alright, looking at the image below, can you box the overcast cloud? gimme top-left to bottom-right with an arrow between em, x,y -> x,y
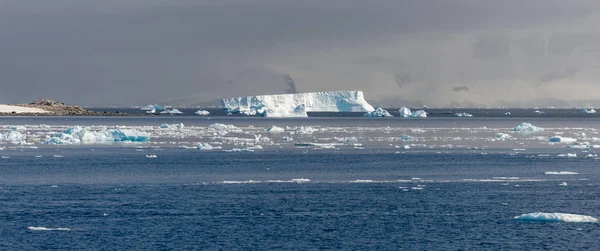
1,0 -> 599,107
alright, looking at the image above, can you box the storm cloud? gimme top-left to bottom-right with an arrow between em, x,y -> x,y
1,0 -> 599,107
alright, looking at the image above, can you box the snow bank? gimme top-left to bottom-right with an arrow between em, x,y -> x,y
364,107 -> 393,117
398,107 -> 427,118
513,123 -> 544,133
222,91 -> 375,114
0,104 -> 50,114
515,213 -> 598,223
44,126 -> 150,144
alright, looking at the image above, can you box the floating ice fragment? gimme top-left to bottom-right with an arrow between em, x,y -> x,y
364,107 -> 393,117
266,126 -> 285,133
145,154 -> 157,158
495,133 -> 512,140
545,171 -> 578,175
28,226 -> 71,231
559,182 -> 568,186
43,126 -> 150,144
398,107 -> 427,118
513,123 -> 544,133
515,213 -> 598,223
455,112 -> 473,117
160,109 -> 183,115
549,136 -> 577,143
197,143 -> 214,150
582,108 -> 596,114
195,110 -> 210,115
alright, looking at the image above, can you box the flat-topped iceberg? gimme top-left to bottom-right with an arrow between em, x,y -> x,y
222,91 -> 375,116
515,213 -> 598,223
364,107 -> 393,117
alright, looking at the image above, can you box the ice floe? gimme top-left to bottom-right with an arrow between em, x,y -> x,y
549,136 -> 577,143
195,110 -> 210,116
28,226 -> 71,231
545,171 -> 578,175
514,213 -> 598,223
43,126 -> 150,144
513,122 -> 544,133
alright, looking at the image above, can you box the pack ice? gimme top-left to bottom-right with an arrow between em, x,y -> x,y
221,91 -> 375,116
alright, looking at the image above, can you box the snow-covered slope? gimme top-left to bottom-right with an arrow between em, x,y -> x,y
222,91 -> 375,114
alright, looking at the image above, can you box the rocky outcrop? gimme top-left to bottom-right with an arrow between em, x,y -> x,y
8,99 -> 123,116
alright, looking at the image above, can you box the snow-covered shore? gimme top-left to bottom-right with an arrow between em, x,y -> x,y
0,104 -> 50,114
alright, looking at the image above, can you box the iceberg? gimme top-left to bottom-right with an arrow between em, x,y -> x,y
266,126 -> 285,133
222,91 -> 375,116
5,130 -> 25,142
515,213 -> 598,223
364,107 -> 393,117
195,110 -> 210,116
398,107 -> 427,118
160,109 -> 183,115
513,123 -> 544,133
582,108 -> 596,114
140,104 -> 165,112
44,126 -> 150,144
495,133 -> 512,140
197,143 -> 214,150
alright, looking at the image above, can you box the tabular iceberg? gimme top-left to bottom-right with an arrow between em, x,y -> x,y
221,91 -> 375,116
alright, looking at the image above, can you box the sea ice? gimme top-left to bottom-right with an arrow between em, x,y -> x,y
44,126 -> 150,144
364,107 -> 393,117
513,123 -> 544,133
514,213 -> 598,223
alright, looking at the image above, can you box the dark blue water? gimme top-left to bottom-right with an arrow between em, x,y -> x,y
1,148 -> 599,250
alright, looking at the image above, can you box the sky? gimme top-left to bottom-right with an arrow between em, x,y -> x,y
1,0 -> 600,107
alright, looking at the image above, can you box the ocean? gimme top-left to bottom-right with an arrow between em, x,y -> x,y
1,110 -> 599,250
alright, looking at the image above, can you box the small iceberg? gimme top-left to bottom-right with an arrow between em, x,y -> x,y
495,133 -> 512,140
549,136 -> 577,143
364,107 -> 393,117
582,108 -> 596,114
398,107 -> 427,118
195,110 -> 210,116
513,122 -> 544,133
160,109 -> 183,115
28,226 -> 71,231
455,112 -> 473,117
145,154 -> 157,158
544,171 -> 578,175
515,213 -> 598,223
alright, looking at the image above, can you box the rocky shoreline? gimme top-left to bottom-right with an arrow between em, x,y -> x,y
1,99 -> 143,116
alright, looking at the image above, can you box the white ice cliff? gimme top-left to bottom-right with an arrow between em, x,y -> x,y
221,91 -> 375,116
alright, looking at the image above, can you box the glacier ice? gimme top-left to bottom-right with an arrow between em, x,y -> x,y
44,126 -> 150,144
398,107 -> 427,118
195,110 -> 210,116
514,213 -> 598,223
222,91 -> 375,114
263,104 -> 308,117
364,107 -> 393,117
513,123 -> 544,133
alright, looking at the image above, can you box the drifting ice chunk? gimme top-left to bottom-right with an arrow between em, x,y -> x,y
515,213 -> 598,223
582,108 -> 596,114
549,136 -> 577,143
197,143 -> 214,150
5,130 -> 25,142
545,171 -> 578,175
141,104 -> 165,111
266,126 -> 285,133
44,126 -> 150,144
28,226 -> 71,231
207,123 -> 242,134
195,110 -> 210,115
496,133 -> 512,140
364,107 -> 393,117
455,112 -> 473,117
222,91 -> 375,113
160,109 -> 183,115
513,122 -> 544,133
398,107 -> 427,118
